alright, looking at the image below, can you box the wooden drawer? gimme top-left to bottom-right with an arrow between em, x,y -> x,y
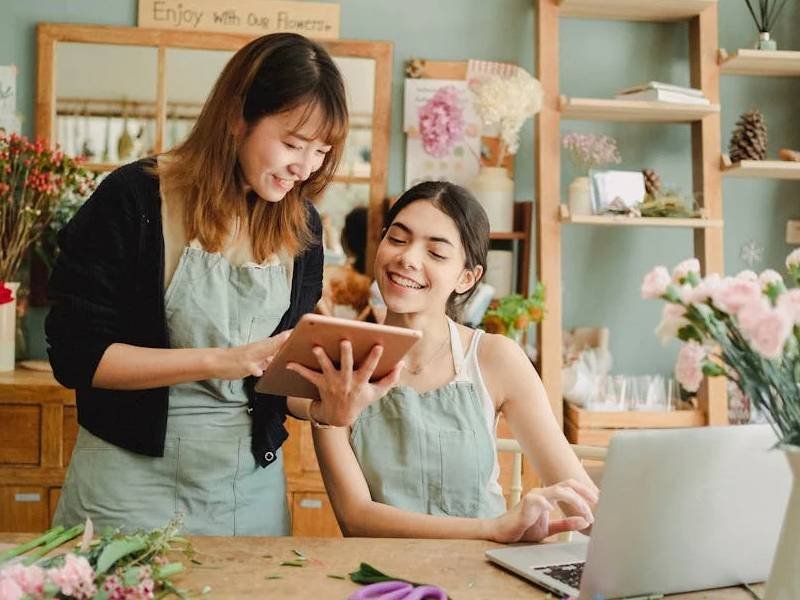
63,405 -> 78,463
0,405 -> 41,465
291,492 -> 342,537
0,486 -> 49,532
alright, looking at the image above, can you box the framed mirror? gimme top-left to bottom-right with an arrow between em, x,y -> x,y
36,23 -> 392,276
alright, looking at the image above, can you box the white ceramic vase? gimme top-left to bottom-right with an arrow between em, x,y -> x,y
764,447 -> 800,600
469,166 -> 514,233
0,282 -> 20,372
568,176 -> 592,215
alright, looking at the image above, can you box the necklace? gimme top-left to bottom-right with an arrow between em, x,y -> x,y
406,334 -> 451,376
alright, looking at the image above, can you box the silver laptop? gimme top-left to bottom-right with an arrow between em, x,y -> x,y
486,425 -> 792,599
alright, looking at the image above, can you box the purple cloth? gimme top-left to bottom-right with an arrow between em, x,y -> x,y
348,581 -> 448,600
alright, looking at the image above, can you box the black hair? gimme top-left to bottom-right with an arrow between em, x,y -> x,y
341,205 -> 368,274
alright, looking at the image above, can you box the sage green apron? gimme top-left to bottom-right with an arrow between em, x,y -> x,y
350,319 -> 506,518
55,245 -> 291,535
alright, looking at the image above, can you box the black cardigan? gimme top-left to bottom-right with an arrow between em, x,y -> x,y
45,158 -> 323,468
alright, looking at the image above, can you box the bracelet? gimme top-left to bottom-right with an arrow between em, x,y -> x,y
306,399 -> 334,429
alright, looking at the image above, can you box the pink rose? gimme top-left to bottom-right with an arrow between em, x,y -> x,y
2,564 -> 46,597
711,278 -> 762,315
742,305 -> 793,360
675,341 -> 706,393
684,273 -> 722,304
641,266 -> 671,299
48,554 -> 97,599
672,258 -> 700,282
655,303 -> 688,344
0,575 -> 23,600
777,289 -> 800,324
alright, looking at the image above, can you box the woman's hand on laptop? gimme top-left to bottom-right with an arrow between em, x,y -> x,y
287,340 -> 404,427
487,480 -> 596,543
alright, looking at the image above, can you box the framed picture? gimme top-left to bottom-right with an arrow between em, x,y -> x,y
590,169 -> 646,213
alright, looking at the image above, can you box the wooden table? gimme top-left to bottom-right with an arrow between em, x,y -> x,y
0,535 -> 764,599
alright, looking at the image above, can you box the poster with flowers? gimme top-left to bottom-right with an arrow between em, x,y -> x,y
403,79 -> 481,189
0,65 -> 20,135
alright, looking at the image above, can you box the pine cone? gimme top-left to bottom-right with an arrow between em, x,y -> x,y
729,110 -> 767,162
642,168 -> 662,196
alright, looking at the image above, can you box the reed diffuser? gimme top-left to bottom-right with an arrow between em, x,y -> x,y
743,0 -> 789,51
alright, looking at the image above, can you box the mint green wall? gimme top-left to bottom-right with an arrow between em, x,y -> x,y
5,1 -> 799,376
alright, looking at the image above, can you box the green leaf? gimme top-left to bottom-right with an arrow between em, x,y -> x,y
122,566 -> 142,587
280,560 -> 306,567
677,324 -> 702,343
702,362 -> 726,377
96,537 -> 148,574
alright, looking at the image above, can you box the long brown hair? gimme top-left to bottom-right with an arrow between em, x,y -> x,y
158,33 -> 348,260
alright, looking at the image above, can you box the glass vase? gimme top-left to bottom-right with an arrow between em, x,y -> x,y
0,282 -> 20,372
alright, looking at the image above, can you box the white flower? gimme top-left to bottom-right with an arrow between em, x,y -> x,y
758,269 -> 783,288
655,303 -> 688,345
736,270 -> 758,283
786,248 -> 800,270
641,266 -> 671,299
471,70 -> 542,157
672,258 -> 700,282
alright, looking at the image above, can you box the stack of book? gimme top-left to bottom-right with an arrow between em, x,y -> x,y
615,81 -> 710,105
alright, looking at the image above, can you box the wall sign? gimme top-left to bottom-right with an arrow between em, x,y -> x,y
138,0 -> 340,39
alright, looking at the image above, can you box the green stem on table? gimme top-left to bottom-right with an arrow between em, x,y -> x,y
156,562 -> 185,579
0,526 -> 65,564
23,523 -> 84,566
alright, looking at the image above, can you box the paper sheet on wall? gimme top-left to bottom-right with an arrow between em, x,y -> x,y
0,65 -> 20,135
403,78 -> 481,189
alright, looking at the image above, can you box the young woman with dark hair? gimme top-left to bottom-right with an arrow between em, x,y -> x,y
46,33 -> 401,535
291,181 -> 598,542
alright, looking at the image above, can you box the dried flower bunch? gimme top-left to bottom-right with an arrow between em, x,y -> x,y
561,133 -> 621,175
642,254 -> 800,447
471,70 -> 542,166
417,86 -> 466,159
0,133 -> 94,281
481,283 -> 545,339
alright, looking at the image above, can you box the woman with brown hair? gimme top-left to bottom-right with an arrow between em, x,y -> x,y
45,33 -> 402,535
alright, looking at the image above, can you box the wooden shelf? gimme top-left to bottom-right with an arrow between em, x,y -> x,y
721,155 -> 800,180
559,96 -> 719,122
489,231 -> 526,240
719,48 -> 800,77
560,205 -> 722,228
557,0 -> 716,21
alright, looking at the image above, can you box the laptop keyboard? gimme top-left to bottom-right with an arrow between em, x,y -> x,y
536,561 -> 585,590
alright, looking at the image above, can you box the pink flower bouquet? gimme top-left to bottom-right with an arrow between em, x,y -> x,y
641,253 -> 800,447
417,86 -> 465,158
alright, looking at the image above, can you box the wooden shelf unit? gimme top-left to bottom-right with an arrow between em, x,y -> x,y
721,155 -> 800,180
564,402 -> 706,447
557,0 -> 716,21
559,205 -> 723,228
535,0 -> 727,444
559,96 -> 719,122
719,48 -> 800,77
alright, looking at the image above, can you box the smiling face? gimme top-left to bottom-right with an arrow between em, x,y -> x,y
237,103 -> 333,203
375,200 -> 482,316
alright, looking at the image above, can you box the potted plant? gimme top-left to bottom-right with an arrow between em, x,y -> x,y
561,133 -> 621,216
641,254 -> 800,599
481,282 -> 546,349
0,132 -> 93,370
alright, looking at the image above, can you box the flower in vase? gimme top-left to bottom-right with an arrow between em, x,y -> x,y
471,69 -> 542,165
643,254 -> 800,447
640,266 -> 671,300
561,132 -> 621,175
418,86 -> 465,158
675,340 -> 706,393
